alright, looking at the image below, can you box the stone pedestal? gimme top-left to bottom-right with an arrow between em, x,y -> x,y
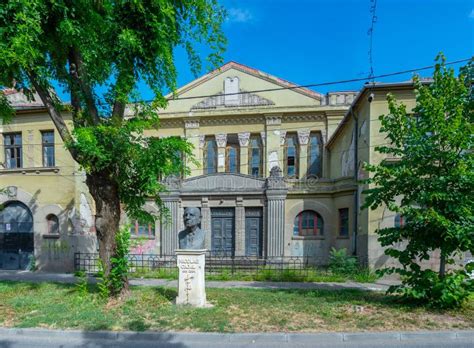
175,249 -> 209,307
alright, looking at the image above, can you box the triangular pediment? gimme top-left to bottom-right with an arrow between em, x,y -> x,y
161,62 -> 322,113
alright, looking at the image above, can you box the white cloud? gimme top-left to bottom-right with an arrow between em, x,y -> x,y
469,9 -> 474,18
227,8 -> 253,23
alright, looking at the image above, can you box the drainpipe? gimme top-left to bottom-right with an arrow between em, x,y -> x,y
351,108 -> 358,257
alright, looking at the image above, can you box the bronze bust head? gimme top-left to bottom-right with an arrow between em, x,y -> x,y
178,207 -> 205,249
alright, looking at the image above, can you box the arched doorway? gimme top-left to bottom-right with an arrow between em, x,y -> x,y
0,201 -> 34,269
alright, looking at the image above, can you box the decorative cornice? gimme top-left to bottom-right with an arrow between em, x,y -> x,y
265,115 -> 282,126
184,119 -> 200,129
285,114 -> 325,122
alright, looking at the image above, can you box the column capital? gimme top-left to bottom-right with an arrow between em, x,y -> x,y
297,129 -> 311,145
238,132 -> 250,147
216,133 -> 227,148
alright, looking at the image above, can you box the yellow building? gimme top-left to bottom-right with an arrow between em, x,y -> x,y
0,62 -> 420,271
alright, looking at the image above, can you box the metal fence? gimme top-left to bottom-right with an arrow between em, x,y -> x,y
74,252 -> 329,278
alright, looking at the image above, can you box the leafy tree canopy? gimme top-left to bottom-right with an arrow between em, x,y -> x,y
0,0 -> 226,294
363,55 -> 474,308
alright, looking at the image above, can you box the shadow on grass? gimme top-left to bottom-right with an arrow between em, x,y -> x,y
153,287 -> 178,302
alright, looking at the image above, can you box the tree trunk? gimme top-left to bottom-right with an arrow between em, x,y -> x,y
86,171 -> 128,294
439,253 -> 446,279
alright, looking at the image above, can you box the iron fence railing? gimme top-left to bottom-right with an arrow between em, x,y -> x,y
74,252 -> 330,277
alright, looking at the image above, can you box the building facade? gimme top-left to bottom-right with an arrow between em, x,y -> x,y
1,62 -> 423,272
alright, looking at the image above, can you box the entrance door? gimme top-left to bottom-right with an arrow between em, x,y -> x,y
0,201 -> 34,270
211,208 -> 235,256
245,208 -> 263,257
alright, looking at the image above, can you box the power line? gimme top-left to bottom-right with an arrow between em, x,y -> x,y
147,58 -> 471,102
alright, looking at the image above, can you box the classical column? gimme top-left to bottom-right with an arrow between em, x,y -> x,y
160,176 -> 181,255
201,197 -> 212,250
216,133 -> 227,173
264,114 -> 282,177
234,197 -> 245,256
265,167 -> 288,257
297,129 -> 310,178
184,118 -> 201,178
238,132 -> 250,175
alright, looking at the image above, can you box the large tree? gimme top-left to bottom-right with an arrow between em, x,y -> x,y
0,0 -> 225,296
363,55 -> 473,308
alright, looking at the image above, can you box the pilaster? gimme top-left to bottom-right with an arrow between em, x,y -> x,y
264,114 -> 282,176
265,167 -> 288,257
184,118 -> 200,177
238,132 -> 250,175
297,129 -> 310,178
161,176 -> 181,255
216,133 -> 227,173
235,197 -> 245,256
201,197 -> 212,250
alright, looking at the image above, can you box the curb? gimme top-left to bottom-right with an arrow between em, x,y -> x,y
0,328 -> 473,344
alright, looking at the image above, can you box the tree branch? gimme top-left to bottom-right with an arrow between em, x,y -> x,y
69,48 -> 100,125
27,71 -> 79,161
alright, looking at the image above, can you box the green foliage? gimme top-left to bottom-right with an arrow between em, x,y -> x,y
96,260 -> 110,299
363,54 -> 474,308
328,247 -> 358,274
74,270 -> 89,298
108,225 -> 131,296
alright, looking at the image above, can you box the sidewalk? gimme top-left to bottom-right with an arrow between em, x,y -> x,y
0,327 -> 473,348
0,270 -> 398,291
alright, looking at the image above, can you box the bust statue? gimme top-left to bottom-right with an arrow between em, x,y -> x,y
178,207 -> 205,249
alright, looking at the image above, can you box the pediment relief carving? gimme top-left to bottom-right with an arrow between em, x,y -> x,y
191,90 -> 275,110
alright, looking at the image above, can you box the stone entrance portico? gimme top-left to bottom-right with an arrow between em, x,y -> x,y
160,168 -> 287,258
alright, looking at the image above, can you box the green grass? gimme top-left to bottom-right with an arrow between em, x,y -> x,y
0,280 -> 472,332
130,267 -> 378,283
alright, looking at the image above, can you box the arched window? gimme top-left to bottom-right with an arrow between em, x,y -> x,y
46,214 -> 59,234
130,220 -> 155,237
225,134 -> 240,173
203,136 -> 217,174
293,210 -> 324,236
307,132 -> 322,177
248,135 -> 263,177
285,133 -> 299,178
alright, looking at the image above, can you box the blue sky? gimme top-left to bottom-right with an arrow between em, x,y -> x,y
170,0 -> 473,96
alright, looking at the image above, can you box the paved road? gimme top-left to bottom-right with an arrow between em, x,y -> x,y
0,270 -> 397,292
0,329 -> 473,348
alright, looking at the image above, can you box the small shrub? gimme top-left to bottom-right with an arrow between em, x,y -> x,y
328,247 -> 358,274
96,260 -> 110,299
74,270 -> 89,298
386,268 -> 473,309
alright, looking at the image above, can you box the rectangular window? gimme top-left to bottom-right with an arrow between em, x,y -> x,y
130,220 -> 155,238
42,131 -> 55,167
248,135 -> 263,177
225,134 -> 240,173
4,133 -> 22,169
339,208 -> 349,237
285,133 -> 299,178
